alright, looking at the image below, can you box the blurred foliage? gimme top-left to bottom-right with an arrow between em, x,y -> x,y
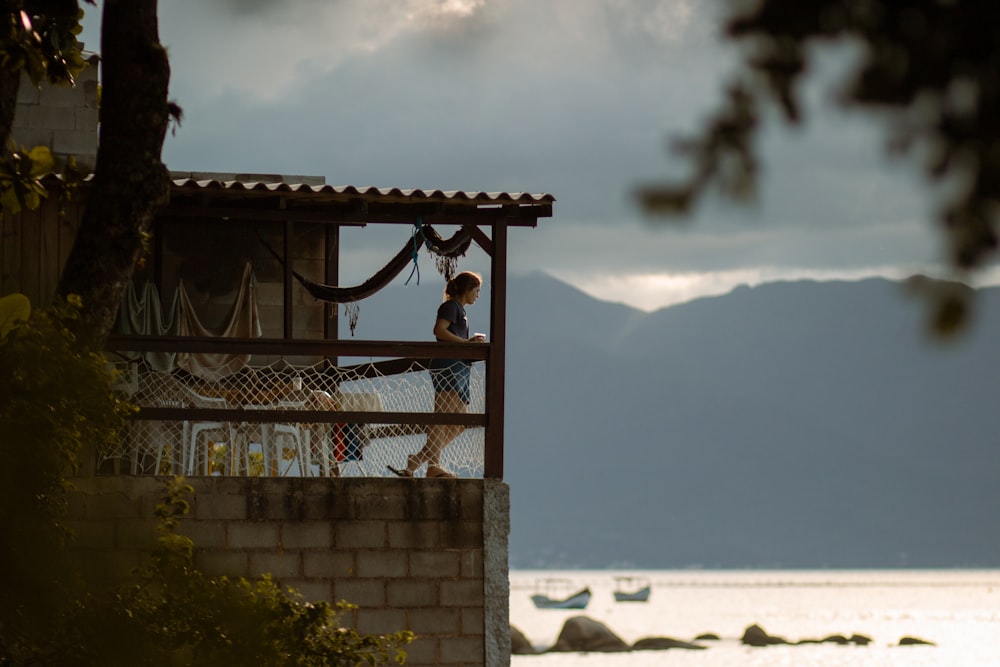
0,145 -> 86,216
0,0 -> 91,88
638,0 -> 1000,334
0,144 -> 53,212
1,2 -> 92,216
0,291 -> 30,336
62,478 -> 414,667
0,297 -> 413,665
0,294 -> 129,661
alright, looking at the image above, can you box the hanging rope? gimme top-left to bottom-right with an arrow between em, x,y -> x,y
344,302 -> 360,334
405,217 -> 424,286
425,219 -> 472,281
422,221 -> 473,275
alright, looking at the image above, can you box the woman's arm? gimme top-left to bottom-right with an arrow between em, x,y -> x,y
434,317 -> 469,343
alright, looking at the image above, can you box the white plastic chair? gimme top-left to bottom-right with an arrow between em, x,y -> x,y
235,400 -> 310,476
267,400 -> 311,476
136,372 -> 233,475
181,386 -> 234,476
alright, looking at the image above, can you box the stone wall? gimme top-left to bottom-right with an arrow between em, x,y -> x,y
66,475 -> 511,667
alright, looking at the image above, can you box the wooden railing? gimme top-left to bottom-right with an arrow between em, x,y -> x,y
107,335 -> 504,478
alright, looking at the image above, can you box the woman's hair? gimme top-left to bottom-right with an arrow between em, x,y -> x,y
444,271 -> 482,300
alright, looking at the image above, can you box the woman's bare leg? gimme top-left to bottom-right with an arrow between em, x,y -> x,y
411,390 -> 466,473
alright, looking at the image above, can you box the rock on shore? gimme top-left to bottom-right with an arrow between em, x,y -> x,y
631,637 -> 706,651
510,626 -> 536,655
741,624 -> 790,646
511,618 -> 934,654
548,616 -> 630,653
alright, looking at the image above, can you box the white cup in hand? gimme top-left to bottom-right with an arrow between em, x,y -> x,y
472,333 -> 487,342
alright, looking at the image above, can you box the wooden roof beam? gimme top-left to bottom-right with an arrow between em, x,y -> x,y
156,203 -> 550,226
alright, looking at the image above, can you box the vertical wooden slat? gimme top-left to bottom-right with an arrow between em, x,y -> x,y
0,212 -> 17,296
153,216 -> 164,291
485,220 -> 507,479
58,200 -> 82,281
284,219 -> 293,338
22,204 -> 41,305
39,200 -> 59,303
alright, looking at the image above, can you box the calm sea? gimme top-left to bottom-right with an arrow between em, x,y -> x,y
509,569 -> 1000,667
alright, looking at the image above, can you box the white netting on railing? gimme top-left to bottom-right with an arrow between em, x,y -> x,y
101,356 -> 485,479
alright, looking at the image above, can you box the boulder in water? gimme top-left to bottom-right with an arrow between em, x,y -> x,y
548,616 -> 630,653
796,631 -> 874,646
741,624 -> 789,646
632,636 -> 706,651
510,626 -> 536,655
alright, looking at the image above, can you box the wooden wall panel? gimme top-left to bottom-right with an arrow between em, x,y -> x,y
38,201 -> 60,303
0,213 -> 20,296
59,200 -> 82,275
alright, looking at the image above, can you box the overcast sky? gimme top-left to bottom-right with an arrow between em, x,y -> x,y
80,0 -> 980,311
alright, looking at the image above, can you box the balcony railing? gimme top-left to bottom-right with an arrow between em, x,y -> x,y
104,336 -> 496,479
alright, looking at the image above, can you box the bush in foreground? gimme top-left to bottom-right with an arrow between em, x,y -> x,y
0,296 -> 413,665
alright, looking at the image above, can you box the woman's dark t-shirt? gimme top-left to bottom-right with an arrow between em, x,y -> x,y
436,299 -> 469,340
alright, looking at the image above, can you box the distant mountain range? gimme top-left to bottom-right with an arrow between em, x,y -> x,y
345,272 -> 1000,569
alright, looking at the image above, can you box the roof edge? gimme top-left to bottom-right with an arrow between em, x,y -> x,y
168,171 -> 327,186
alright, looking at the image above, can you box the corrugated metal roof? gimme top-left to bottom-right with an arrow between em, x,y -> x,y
169,177 -> 555,205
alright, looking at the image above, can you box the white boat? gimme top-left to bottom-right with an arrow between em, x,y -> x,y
613,576 -> 651,602
530,579 -> 592,609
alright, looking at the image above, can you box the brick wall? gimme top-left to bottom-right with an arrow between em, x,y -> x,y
66,475 -> 511,667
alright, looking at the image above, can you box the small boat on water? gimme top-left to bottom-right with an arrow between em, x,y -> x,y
531,587 -> 591,609
530,579 -> 592,609
613,576 -> 651,602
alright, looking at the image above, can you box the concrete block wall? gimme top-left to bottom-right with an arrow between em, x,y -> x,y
153,218 -> 329,351
3,54 -> 96,305
66,475 -> 511,667
12,54 -> 100,172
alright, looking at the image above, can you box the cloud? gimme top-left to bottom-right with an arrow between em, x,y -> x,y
78,0 -> 954,311
154,0 -> 715,103
153,0 -> 731,224
551,265 -> 922,311
152,0 -> 493,103
510,213 -> 936,274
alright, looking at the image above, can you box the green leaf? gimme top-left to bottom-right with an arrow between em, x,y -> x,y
23,187 -> 41,210
0,293 -> 32,339
26,145 -> 56,178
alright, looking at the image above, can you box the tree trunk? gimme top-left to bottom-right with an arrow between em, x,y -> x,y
56,0 -> 171,344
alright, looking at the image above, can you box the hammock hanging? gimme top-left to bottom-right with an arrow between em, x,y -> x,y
258,222 -> 472,304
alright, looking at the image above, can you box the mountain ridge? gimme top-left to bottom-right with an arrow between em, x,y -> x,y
342,272 -> 1000,568
504,274 -> 1000,569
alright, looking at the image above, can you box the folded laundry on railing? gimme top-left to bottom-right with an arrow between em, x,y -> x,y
334,391 -> 383,412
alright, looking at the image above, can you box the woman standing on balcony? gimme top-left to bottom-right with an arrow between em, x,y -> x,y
389,271 -> 485,478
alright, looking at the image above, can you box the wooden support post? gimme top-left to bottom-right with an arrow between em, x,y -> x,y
324,224 -> 340,363
485,221 -> 507,479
